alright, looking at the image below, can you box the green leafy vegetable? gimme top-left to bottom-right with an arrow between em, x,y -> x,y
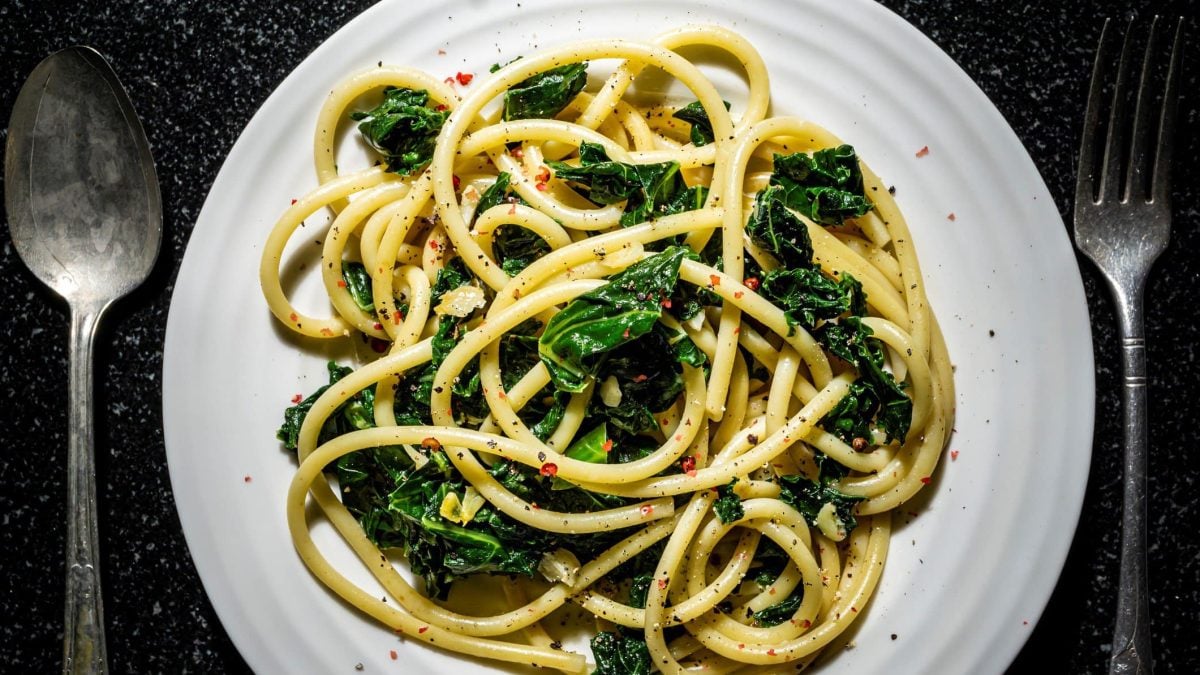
713,479 -> 744,524
745,185 -> 814,269
751,589 -> 804,627
351,87 -> 448,175
628,573 -> 653,609
548,142 -> 695,226
591,631 -> 652,675
814,317 -> 912,443
777,453 -> 867,536
474,172 -> 549,276
671,99 -> 730,146
341,262 -> 375,313
564,423 -> 610,464
759,268 -> 864,333
277,362 -> 374,450
769,145 -> 872,226
503,63 -> 588,121
538,246 -> 688,393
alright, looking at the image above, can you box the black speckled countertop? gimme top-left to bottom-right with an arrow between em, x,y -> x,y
2,1 -> 1197,672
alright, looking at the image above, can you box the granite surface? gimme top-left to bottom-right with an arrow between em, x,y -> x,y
1,0 -> 1197,672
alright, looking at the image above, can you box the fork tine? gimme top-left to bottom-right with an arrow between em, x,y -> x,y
1099,19 -> 1138,205
1126,16 -> 1161,203
1151,17 -> 1185,206
1076,18 -> 1114,207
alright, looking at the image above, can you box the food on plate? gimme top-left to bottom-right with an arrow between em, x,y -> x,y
260,24 -> 954,673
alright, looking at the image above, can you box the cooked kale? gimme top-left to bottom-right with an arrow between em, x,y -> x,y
769,145 -> 872,226
503,62 -> 588,121
750,588 -> 804,627
759,268 -> 865,333
591,631 -> 652,675
814,317 -> 912,443
713,479 -> 745,524
276,361 -> 373,450
746,185 -> 814,269
548,142 -> 698,226
777,453 -> 866,536
670,99 -> 730,146
341,261 -> 375,313
351,87 -> 447,175
538,246 -> 689,393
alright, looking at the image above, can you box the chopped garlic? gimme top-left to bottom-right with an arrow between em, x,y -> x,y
538,549 -> 582,588
439,492 -> 464,524
599,375 -> 622,407
459,486 -> 486,524
435,284 -> 486,317
814,502 -> 847,541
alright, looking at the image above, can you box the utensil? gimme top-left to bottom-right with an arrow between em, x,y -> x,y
1073,16 -> 1184,675
5,46 -> 162,674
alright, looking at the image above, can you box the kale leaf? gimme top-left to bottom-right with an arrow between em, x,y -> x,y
503,63 -> 588,121
351,87 -> 448,175
713,479 -> 745,524
671,99 -> 730,146
538,246 -> 688,393
341,262 -> 375,314
586,323 -> 700,435
591,631 -> 652,675
759,268 -> 864,333
475,172 -> 550,276
277,361 -> 374,450
750,589 -> 804,627
770,145 -> 872,226
745,185 -> 814,269
814,317 -> 912,443
548,142 -> 693,226
777,453 -> 866,536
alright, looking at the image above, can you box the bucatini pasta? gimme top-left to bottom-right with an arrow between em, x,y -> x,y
261,24 -> 953,674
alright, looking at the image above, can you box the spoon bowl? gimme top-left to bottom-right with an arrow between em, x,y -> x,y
5,46 -> 161,674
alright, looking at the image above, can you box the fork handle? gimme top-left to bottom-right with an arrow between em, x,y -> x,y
1109,308 -> 1152,675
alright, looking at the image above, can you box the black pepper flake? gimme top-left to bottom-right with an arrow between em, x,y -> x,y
537,451 -> 547,462
891,633 -> 898,640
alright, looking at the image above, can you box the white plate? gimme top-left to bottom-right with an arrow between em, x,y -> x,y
163,0 -> 1095,672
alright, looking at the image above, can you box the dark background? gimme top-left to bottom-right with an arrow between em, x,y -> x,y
2,0 -> 1197,672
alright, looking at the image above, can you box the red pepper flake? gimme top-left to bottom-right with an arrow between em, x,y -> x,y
681,456 -> 696,473
437,49 -> 446,55
622,328 -> 631,339
599,439 -> 613,455
289,312 -> 299,322
508,203 -> 518,215
801,619 -> 811,628
633,374 -> 649,383
530,502 -> 540,510
674,435 -> 682,442
320,328 -> 334,336
511,147 -> 524,159
429,239 -> 440,250
435,103 -> 448,111
641,504 -> 655,517
291,394 -> 303,404
290,198 -> 298,205
393,311 -> 403,325
738,643 -> 745,650
418,626 -> 429,634
456,71 -> 474,85
656,577 -> 668,589
389,650 -> 398,660
373,322 -> 384,331
947,212 -> 956,221
950,449 -> 960,461
452,174 -> 461,190
732,326 -> 740,335
536,166 -> 551,182
370,337 -> 389,353
336,279 -> 347,288
660,298 -> 672,309
851,606 -> 858,612
536,182 -> 548,191
540,462 -> 558,477
243,475 -> 252,483
920,476 -> 932,485
744,277 -> 760,291
422,437 -> 442,451
915,145 -> 930,158
733,291 -> 743,299
709,274 -> 721,286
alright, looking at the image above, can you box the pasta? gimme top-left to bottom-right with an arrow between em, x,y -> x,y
260,24 -> 954,674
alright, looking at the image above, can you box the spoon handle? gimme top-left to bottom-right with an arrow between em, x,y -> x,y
63,303 -> 109,675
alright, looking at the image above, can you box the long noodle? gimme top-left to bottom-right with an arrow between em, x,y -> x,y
262,24 -> 954,673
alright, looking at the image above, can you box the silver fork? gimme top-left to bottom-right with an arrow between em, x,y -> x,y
1073,16 -> 1185,675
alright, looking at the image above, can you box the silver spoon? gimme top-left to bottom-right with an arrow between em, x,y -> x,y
5,47 -> 161,674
